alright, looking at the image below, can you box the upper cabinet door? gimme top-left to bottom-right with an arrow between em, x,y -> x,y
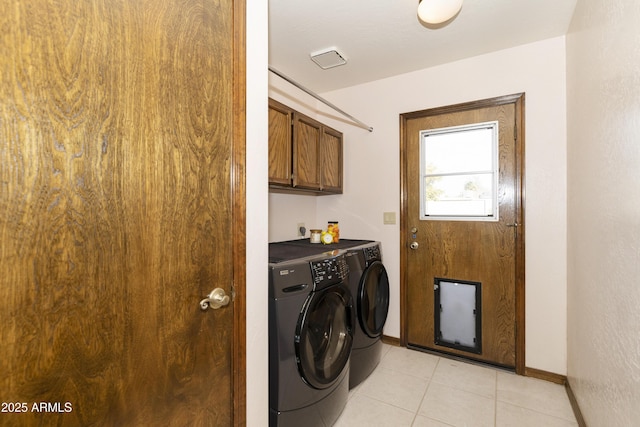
268,98 -> 343,195
268,99 -> 293,186
321,126 -> 343,193
293,112 -> 322,190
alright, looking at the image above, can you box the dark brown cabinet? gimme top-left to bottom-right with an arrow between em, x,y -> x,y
269,98 -> 343,194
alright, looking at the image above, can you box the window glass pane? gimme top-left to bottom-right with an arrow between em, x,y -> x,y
420,122 -> 498,221
425,173 -> 494,216
424,127 -> 493,174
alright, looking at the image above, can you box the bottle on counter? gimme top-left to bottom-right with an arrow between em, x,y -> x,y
327,221 -> 339,243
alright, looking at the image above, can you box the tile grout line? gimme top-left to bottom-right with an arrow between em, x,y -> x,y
410,356 -> 442,426
362,354 -> 442,425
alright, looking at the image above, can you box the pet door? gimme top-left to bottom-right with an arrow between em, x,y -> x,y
434,278 -> 481,354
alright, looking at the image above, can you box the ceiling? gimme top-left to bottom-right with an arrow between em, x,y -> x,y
268,0 -> 578,94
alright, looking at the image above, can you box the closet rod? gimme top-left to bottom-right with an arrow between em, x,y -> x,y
268,66 -> 373,132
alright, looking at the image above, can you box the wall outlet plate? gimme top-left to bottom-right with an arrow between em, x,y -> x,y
297,223 -> 306,236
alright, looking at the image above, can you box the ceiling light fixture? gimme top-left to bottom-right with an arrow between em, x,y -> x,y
417,0 -> 463,25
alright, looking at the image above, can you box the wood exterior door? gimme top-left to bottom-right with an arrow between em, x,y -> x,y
400,95 -> 525,371
0,0 -> 246,425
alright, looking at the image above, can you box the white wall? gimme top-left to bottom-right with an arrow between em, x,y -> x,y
246,0 -> 269,424
268,193 -> 318,241
269,37 -> 568,375
566,0 -> 640,425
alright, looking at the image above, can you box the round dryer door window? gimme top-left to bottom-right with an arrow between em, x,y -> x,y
359,260 -> 390,337
295,285 -> 354,389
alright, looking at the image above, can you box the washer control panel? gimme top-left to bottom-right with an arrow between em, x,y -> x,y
310,255 -> 349,288
363,245 -> 381,262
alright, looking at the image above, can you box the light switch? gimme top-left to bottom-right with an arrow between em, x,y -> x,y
383,212 -> 396,225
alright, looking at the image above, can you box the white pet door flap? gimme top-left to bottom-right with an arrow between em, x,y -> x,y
434,278 -> 482,354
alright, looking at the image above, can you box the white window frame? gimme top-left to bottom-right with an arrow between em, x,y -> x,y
419,121 -> 499,222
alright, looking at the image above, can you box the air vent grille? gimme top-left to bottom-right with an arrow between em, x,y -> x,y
310,48 -> 347,70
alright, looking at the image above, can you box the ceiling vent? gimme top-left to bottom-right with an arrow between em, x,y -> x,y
310,48 -> 347,70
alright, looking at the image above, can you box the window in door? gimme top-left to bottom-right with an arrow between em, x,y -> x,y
419,121 -> 499,221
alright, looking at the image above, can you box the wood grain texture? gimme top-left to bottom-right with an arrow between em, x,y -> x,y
320,127 -> 343,193
268,99 -> 292,186
232,0 -> 247,422
401,96 -> 524,369
268,98 -> 343,195
0,0 -> 243,425
292,113 -> 321,190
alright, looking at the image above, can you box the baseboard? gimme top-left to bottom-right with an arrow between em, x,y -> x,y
565,379 -> 588,427
524,367 -> 566,385
524,368 -> 587,426
381,335 -> 400,346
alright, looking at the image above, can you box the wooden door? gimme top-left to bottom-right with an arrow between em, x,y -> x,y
0,0 -> 246,425
293,113 -> 322,190
400,95 -> 525,371
268,98 -> 293,186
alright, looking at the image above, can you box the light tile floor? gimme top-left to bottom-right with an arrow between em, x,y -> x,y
335,344 -> 578,427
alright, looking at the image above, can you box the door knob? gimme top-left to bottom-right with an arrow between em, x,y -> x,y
200,288 -> 231,310
410,241 -> 419,250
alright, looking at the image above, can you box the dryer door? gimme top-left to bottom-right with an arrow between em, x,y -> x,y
295,284 -> 354,389
359,261 -> 390,338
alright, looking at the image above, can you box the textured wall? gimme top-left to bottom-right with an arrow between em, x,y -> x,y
566,1 -> 640,426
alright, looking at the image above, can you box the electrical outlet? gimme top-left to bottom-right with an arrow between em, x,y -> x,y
297,223 -> 306,237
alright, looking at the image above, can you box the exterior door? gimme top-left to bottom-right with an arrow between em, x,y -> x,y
400,95 -> 524,371
0,0 -> 246,425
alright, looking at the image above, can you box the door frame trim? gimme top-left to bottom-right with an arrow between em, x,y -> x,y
399,93 -> 526,374
232,0 -> 247,424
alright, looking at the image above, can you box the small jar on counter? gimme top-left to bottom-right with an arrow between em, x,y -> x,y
310,229 -> 322,244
